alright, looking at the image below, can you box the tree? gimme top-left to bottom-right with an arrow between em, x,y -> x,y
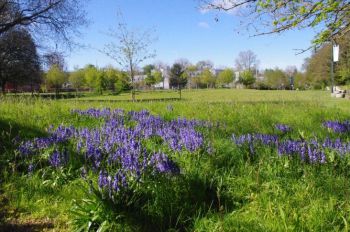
196,60 -> 214,71
201,0 -> 350,47
305,45 -> 332,89
285,66 -> 298,78
83,64 -> 106,94
239,70 -> 255,88
143,64 -> 156,88
69,69 -> 85,95
264,68 -> 289,89
199,68 -> 215,88
115,71 -> 130,94
217,68 -> 234,87
153,71 -> 163,84
169,63 -> 187,99
95,70 -> 106,95
0,28 -> 41,94
184,65 -> 198,89
46,64 -> 66,95
175,58 -> 191,70
191,75 -> 201,89
334,33 -> 350,85
294,72 -> 308,90
0,0 -> 88,48
300,32 -> 350,88
103,66 -> 120,92
285,66 -> 297,90
143,64 -> 155,75
235,50 -> 259,71
103,20 -> 156,101
43,52 -> 66,71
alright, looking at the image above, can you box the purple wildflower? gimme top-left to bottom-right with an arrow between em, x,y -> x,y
275,124 -> 291,133
28,163 -> 35,173
323,120 -> 350,133
151,153 -> 180,174
49,149 -> 68,168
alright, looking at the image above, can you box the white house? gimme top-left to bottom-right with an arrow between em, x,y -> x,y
153,67 -> 170,89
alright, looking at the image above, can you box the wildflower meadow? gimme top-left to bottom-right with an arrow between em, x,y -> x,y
1,89 -> 350,231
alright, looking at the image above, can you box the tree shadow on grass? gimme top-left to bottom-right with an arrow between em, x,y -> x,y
0,119 -> 52,231
0,223 -> 54,232
0,188 -> 54,232
94,173 -> 236,232
0,118 -> 47,153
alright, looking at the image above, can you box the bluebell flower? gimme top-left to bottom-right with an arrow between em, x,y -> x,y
49,150 -> 68,167
323,120 -> 350,133
151,153 -> 180,174
275,124 -> 291,133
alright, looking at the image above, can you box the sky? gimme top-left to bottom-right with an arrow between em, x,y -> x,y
66,0 -> 319,71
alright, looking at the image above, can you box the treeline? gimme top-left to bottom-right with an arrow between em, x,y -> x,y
0,27 -> 131,95
302,33 -> 350,89
2,29 -> 349,94
44,64 -> 131,95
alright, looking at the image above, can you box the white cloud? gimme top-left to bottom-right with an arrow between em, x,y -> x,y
198,21 -> 210,29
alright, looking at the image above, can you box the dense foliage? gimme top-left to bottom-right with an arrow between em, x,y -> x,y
0,28 -> 41,94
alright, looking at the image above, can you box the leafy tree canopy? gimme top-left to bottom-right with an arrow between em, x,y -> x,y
46,64 -> 66,91
0,28 -> 41,93
201,0 -> 350,47
169,63 -> 187,89
217,68 -> 234,87
239,70 -> 255,87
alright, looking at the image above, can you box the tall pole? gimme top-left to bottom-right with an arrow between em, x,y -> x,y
331,41 -> 334,94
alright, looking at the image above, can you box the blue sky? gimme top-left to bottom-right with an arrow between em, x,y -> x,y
66,0 -> 318,71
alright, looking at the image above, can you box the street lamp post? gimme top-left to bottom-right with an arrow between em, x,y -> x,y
331,40 -> 339,94
331,41 -> 334,94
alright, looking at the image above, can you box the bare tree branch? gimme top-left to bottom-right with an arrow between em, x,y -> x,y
200,0 -> 350,49
0,0 -> 88,50
101,16 -> 156,101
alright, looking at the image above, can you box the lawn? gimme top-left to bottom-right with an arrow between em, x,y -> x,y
0,89 -> 350,231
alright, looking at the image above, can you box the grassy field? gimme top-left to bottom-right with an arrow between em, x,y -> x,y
0,89 -> 350,231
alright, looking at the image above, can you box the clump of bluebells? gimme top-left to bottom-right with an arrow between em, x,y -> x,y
49,149 -> 69,168
323,120 -> 350,133
18,125 -> 76,156
233,122 -> 350,164
278,139 -> 326,163
275,124 -> 292,133
17,108 -> 209,200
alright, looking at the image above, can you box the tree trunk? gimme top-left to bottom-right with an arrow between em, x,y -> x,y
131,85 -> 135,102
1,81 -> 6,95
55,87 -> 59,99
130,62 -> 136,102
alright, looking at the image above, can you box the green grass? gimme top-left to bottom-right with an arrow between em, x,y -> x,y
1,89 -> 350,231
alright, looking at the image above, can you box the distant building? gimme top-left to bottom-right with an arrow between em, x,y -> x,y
134,74 -> 147,82
154,67 -> 170,89
212,69 -> 224,76
134,67 -> 171,90
4,82 -> 40,93
256,75 -> 265,81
